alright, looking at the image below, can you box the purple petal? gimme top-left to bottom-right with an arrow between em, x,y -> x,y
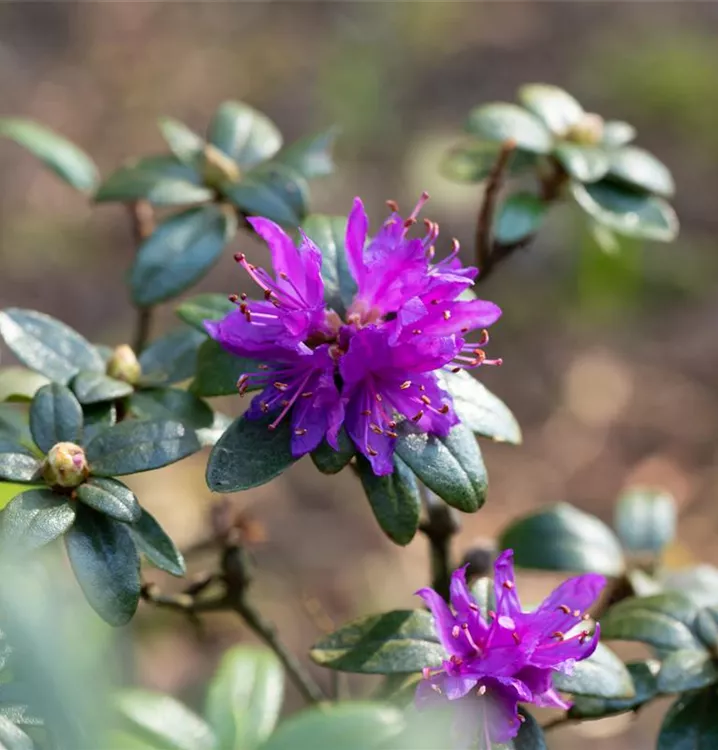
415,673 -> 448,711
443,674 -> 479,700
345,197 -> 368,283
415,587 -> 465,656
528,624 -> 601,669
247,217 -> 303,280
493,550 -> 522,618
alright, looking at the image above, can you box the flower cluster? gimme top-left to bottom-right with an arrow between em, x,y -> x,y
206,194 -> 502,475
415,550 -> 605,746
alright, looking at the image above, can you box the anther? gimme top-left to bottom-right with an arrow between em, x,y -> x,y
301,391 -> 313,398
411,410 -> 424,422
573,610 -> 581,618
403,217 -> 417,229
257,364 -> 270,370
386,199 -> 399,212
388,420 -> 397,429
370,423 -> 384,435
273,382 -> 288,391
386,431 -> 398,438
294,428 -> 307,436
280,400 -> 290,407
420,395 -> 431,405
579,630 -> 591,644
240,292 -> 248,301
512,632 -> 521,644
438,404 -> 450,414
361,410 -> 371,416
400,380 -> 412,390
502,581 -> 514,590
431,684 -> 442,694
468,603 -> 479,612
477,685 -> 487,696
412,329 -> 422,335
228,294 -> 239,303
452,625 -> 461,638
375,394 -> 383,402
431,299 -> 440,306
551,631 -> 565,641
443,310 -> 451,320
367,447 -> 378,456
557,604 -> 571,615
260,402 -> 269,413
582,613 -> 591,621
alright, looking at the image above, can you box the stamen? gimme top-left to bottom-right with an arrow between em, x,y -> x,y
301,391 -> 313,398
411,410 -> 424,422
512,632 -> 521,644
557,604 -> 571,614
573,610 -> 581,618
273,382 -> 288,391
400,380 -> 412,390
579,630 -> 591,644
452,625 -> 461,638
438,404 -> 450,414
582,613 -> 591,621
443,310 -> 451,321
386,199 -> 399,212
370,423 -> 384,435
412,329 -> 422,335
420,395 -> 431,405
294,428 -> 307,436
367,447 -> 378,456
361,410 -> 371,416
551,631 -> 565,641
477,685 -> 487,696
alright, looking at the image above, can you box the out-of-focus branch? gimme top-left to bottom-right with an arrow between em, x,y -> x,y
418,488 -> 460,602
127,200 -> 155,354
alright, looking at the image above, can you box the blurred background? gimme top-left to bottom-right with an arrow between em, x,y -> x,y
0,3 -> 717,747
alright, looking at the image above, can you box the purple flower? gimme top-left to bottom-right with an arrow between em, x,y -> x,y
205,195 -> 503,474
415,550 -> 605,747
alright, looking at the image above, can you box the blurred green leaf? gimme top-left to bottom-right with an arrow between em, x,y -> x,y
274,128 -> 337,179
310,430 -> 355,475
661,566 -> 718,609
85,419 -> 200,476
601,121 -> 636,148
395,423 -> 487,513
176,294 -> 234,333
206,414 -> 295,492
0,368 -> 50,403
0,309 -> 104,384
159,118 -> 205,166
0,489 -> 75,551
608,146 -> 675,197
658,649 -> 718,693
0,118 -> 98,191
76,477 -> 141,524
207,101 -> 282,168
138,328 -> 205,386
465,103 -> 552,154
494,192 -> 547,245
205,646 -> 284,750
356,455 -> 420,546
553,143 -> 610,183
614,487 -> 676,555
129,509 -> 185,577
553,643 -> 635,698
658,687 -> 718,750
65,507 -> 140,626
441,140 -> 536,183
0,407 -> 33,450
0,454 -> 41,483
82,402 -> 117,445
128,389 -> 213,431
130,205 -> 237,307
29,384 -> 83,454
310,610 -> 442,674
191,339 -> 256,398
499,503 -> 625,576
72,372 -> 134,406
517,84 -> 584,135
0,715 -> 33,750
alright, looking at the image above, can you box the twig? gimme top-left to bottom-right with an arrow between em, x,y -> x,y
127,200 -> 155,353
418,487 -> 460,601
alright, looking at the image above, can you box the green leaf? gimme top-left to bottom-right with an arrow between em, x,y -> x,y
206,414 -> 295,492
517,84 -> 584,135
553,143 -> 610,183
76,477 -> 141,524
571,180 -> 678,242
65,507 -> 140,626
207,101 -> 282,168
273,128 -> 337,179
82,402 -> 117,445
71,372 -> 134,406
116,690 -> 215,750
0,715 -> 33,750
569,660 -> 659,719
395,422 -> 487,513
175,293 -> 235,332
0,703 -> 44,729
356,455 -> 420,546
608,146 -> 675,197
190,339 -> 256,398
553,643 -> 635,698
128,389 -> 213,431
158,118 -> 205,166
0,438 -> 31,456
129,508 -> 185,577
695,607 -> 718,650
0,309 -> 104,384
310,430 -> 355,475
310,610 -> 443,674
601,593 -> 704,651
510,709 -> 547,750
498,503 -> 625,576
465,103 -> 552,154
0,488 -> 75,551
224,163 -> 309,226
85,419 -> 200,477
205,646 -> 284,750
0,118 -> 98,191
0,367 -> 51,403
130,205 -> 237,307
138,328 -> 205,386
301,214 -> 356,315
440,140 -> 537,183
614,487 -> 676,555
601,121 -> 636,148
440,370 -> 521,444
658,687 -> 718,750
658,649 -> 718,693
494,192 -> 547,245
95,156 -> 212,206
470,576 -> 496,618
29,383 -> 83,453
661,566 -> 718,609
0,453 -> 41,483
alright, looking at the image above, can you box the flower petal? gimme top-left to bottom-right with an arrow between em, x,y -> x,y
493,550 -> 522,618
345,197 -> 368,283
415,587 -> 465,656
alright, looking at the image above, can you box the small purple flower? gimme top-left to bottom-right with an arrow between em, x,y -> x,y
415,550 -> 605,747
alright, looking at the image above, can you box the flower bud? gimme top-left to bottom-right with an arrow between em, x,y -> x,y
106,344 -> 141,385
43,442 -> 89,488
566,113 -> 605,146
202,144 -> 240,188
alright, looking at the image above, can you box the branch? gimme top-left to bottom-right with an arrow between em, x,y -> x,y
127,200 -> 155,354
418,488 -> 460,601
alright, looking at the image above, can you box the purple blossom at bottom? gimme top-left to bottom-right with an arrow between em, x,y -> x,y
415,550 -> 606,747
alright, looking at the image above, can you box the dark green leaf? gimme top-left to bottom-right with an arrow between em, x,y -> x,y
441,140 -> 536,183
465,103 -> 552,154
571,180 -> 678,242
158,118 -> 205,166
310,610 -> 443,674
356,455 -> 420,546
511,709 -> 547,750
0,488 -> 75,551
658,687 -> 718,750
130,205 -> 237,307
71,372 -> 134,405
129,508 -> 185,576
128,389 -> 213,431
301,214 -> 356,315
0,453 -> 41,483
614,487 -> 676,554
204,646 -> 284,750
310,430 -> 355,475
224,163 -> 309,227
601,593 -> 704,651
494,192 -> 547,245
175,293 -> 235,332
206,414 -> 295,492
658,649 -> 718,693
395,422 -> 487,513
76,477 -> 141,524
0,703 -> 44,729
29,383 -> 83,453
470,576 -> 496,618
0,406 -> 33,449
609,146 -> 675,197
440,370 -> 521,444
0,118 -> 98,191
0,439 -> 31,456
116,690 -> 215,750
273,128 -> 337,179
601,121 -> 636,148
517,84 -> 584,135
0,367 -> 50,403
207,101 -> 282,168
86,419 -> 200,476
138,328 -> 205,386
553,643 -> 635,698
0,309 -> 104,384
553,143 -> 610,183
499,503 -> 625,576
190,338 -> 257,398
0,715 -> 33,750
696,607 -> 718,650
569,660 -> 660,719
65,507 -> 140,626
82,402 -> 117,445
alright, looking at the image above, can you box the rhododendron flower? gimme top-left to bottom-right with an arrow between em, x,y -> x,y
415,550 -> 606,747
205,195 -> 502,474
